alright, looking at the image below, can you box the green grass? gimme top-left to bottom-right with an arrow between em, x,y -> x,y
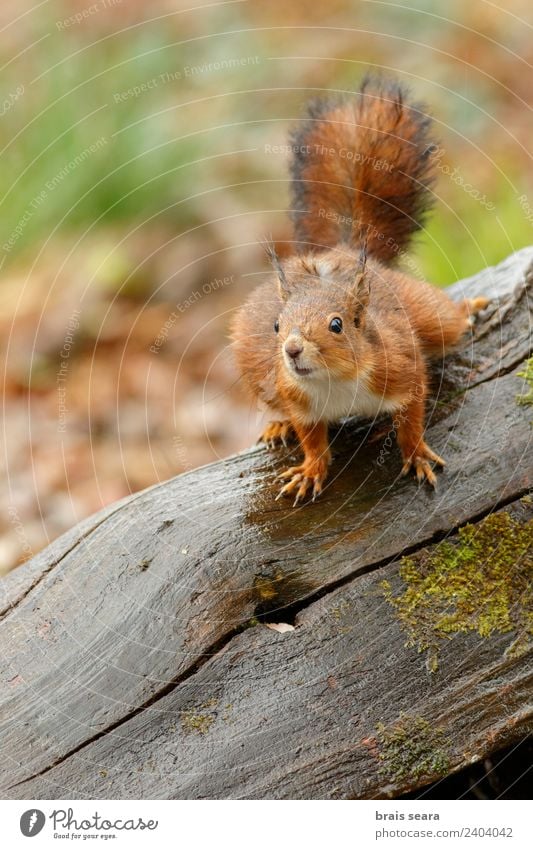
0,7 -> 530,284
0,25 -> 203,265
417,176 -> 533,285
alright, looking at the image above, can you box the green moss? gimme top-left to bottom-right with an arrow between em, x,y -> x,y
376,715 -> 451,783
381,512 -> 533,671
330,600 -> 350,620
254,570 -> 285,601
516,358 -> 533,414
180,699 -> 218,735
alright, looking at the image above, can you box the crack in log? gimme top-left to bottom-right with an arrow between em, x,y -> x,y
6,620 -> 244,791
260,486 -> 533,626
366,666 -> 533,799
2,334 -> 530,628
466,347 -> 532,388
0,516 -> 112,624
4,257 -> 532,793
9,486 -> 532,793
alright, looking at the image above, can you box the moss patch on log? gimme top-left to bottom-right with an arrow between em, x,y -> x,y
516,357 -> 533,414
381,512 -> 533,672
376,715 -> 451,784
180,698 -> 218,735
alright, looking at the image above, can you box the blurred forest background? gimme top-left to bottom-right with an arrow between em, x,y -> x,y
1,0 -> 532,574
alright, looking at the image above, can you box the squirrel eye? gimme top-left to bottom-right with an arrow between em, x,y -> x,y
329,317 -> 343,334
274,319 -> 280,333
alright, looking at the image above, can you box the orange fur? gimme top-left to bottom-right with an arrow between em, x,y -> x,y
231,76 -> 489,501
290,75 -> 436,262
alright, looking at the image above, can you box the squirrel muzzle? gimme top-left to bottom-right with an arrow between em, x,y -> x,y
282,331 -> 320,378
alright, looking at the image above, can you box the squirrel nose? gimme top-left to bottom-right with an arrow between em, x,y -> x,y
284,339 -> 304,359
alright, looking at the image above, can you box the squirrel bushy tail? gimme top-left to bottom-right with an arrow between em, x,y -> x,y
290,75 -> 436,263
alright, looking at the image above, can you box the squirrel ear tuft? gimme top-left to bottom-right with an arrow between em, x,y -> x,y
264,241 -> 291,301
358,240 -> 368,275
356,272 -> 370,309
349,243 -> 370,321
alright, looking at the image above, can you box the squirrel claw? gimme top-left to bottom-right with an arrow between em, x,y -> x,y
276,463 -> 326,505
276,468 -> 303,501
401,444 -> 445,488
312,480 -> 323,501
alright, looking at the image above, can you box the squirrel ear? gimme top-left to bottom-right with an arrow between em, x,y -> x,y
264,242 -> 291,301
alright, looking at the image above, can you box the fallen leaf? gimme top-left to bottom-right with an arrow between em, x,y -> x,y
265,622 -> 295,633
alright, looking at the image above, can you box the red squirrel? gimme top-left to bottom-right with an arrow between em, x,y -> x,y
231,75 -> 488,504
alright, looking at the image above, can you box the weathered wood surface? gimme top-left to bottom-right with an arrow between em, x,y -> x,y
1,248 -> 532,800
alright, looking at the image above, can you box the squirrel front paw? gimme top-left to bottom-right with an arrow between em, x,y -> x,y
276,455 -> 330,505
401,442 -> 445,488
259,420 -> 295,449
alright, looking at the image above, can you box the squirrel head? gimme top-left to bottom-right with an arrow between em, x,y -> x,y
268,247 -> 371,383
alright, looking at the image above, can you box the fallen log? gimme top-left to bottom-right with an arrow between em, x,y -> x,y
1,248 -> 532,800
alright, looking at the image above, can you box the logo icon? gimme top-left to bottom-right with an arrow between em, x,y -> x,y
20,810 -> 46,837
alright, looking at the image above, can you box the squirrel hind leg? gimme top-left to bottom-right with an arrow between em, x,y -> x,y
423,295 -> 490,355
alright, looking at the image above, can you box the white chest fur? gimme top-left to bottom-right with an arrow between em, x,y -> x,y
301,372 -> 402,424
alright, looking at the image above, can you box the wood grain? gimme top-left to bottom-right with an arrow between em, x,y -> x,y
1,249 -> 532,799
